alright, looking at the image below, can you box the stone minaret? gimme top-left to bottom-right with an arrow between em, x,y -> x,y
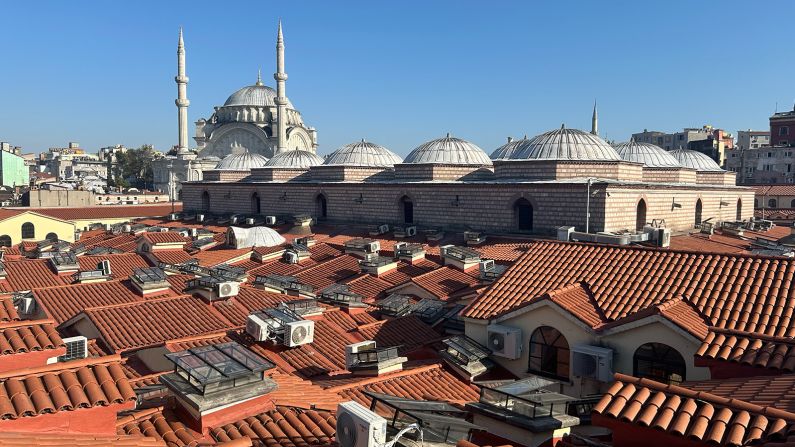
176,28 -> 190,154
591,100 -> 598,136
274,20 -> 288,153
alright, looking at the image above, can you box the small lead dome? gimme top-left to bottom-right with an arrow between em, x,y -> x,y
323,140 -> 403,167
491,137 -> 531,160
264,150 -> 324,169
404,134 -> 492,165
512,127 -> 621,161
214,151 -> 269,170
613,140 -> 681,168
669,149 -> 724,172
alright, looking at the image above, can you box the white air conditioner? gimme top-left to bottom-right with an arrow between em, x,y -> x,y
159,227 -> 170,232
190,228 -> 198,237
479,259 -> 495,274
246,313 -> 274,341
572,345 -> 613,382
345,340 -> 377,370
169,213 -> 179,221
404,226 -> 417,237
336,401 -> 387,447
61,336 -> 89,361
122,224 -> 132,233
378,224 -> 389,234
658,228 -> 671,248
487,324 -> 522,359
196,214 -> 205,222
365,241 -> 380,253
265,216 -> 277,225
285,320 -> 315,347
216,281 -> 240,298
283,251 -> 299,264
245,217 -> 255,225
98,260 -> 112,276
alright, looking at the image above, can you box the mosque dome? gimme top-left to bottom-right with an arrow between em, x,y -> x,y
490,137 -> 531,160
669,149 -> 724,172
404,134 -> 492,165
264,150 -> 324,169
214,151 -> 269,170
223,83 -> 294,109
323,140 -> 403,167
512,127 -> 621,161
613,140 -> 682,168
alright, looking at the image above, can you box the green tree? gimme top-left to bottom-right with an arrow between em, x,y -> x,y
112,145 -> 156,190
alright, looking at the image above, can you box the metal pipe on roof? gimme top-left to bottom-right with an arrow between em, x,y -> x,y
586,178 -> 592,233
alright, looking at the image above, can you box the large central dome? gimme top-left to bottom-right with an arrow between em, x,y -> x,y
512,127 -> 621,161
223,84 -> 294,109
404,134 -> 492,165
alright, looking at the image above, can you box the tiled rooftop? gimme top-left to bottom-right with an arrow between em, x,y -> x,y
77,253 -> 150,279
0,320 -> 64,356
408,266 -> 481,300
33,280 -> 154,324
696,328 -> 795,373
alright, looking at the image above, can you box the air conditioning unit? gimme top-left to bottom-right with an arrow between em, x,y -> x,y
98,260 -> 112,276
487,324 -> 522,359
657,228 -> 671,248
169,213 -> 179,221
557,226 -> 575,242
572,345 -> 614,382
336,401 -> 387,447
190,228 -> 198,238
365,241 -> 380,253
159,227 -> 170,232
59,336 -> 89,361
479,259 -> 495,274
404,226 -> 417,237
196,214 -> 205,223
246,313 -> 273,341
216,281 -> 240,298
378,224 -> 389,234
285,320 -> 315,347
283,251 -> 299,264
122,224 -> 132,233
245,217 -> 255,225
265,216 -> 277,225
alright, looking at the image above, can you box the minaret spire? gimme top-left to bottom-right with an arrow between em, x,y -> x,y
274,20 -> 288,153
175,27 -> 190,154
256,68 -> 263,86
591,100 -> 598,136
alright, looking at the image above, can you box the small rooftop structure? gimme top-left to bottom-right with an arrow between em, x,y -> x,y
253,274 -> 314,296
226,226 -> 286,249
318,283 -> 366,307
440,335 -> 494,380
345,340 -> 407,376
376,293 -> 413,318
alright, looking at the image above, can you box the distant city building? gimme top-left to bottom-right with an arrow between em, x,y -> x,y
770,104 -> 795,147
0,142 -> 29,188
736,130 -> 770,150
632,126 -> 733,166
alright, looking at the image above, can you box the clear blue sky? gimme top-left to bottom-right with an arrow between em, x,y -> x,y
1,0 -> 793,156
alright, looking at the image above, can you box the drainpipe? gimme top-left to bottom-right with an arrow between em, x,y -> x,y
586,178 -> 592,233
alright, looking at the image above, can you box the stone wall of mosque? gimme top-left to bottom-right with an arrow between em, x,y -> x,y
641,168 -> 697,184
493,160 -> 644,181
393,164 -> 494,181
182,178 -> 751,234
310,166 -> 396,182
696,171 -> 737,186
202,170 -> 251,182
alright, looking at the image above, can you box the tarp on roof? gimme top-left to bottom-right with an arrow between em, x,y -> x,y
226,226 -> 285,249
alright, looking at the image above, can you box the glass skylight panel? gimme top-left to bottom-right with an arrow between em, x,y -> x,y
132,267 -> 167,283
444,246 -> 480,261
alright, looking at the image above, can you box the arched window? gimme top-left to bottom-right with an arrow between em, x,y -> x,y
754,199 -> 759,208
791,199 -> 795,208
694,199 -> 703,226
636,199 -> 647,231
21,222 -> 35,239
0,235 -> 11,247
45,232 -> 58,242
736,199 -> 743,221
400,196 -> 414,224
513,198 -> 533,231
529,326 -> 570,380
633,342 -> 686,384
201,191 -> 210,212
769,198 -> 778,208
316,194 -> 328,220
251,192 -> 261,214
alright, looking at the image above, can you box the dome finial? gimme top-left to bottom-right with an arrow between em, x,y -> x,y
561,123 -> 565,129
361,138 -> 366,143
446,132 -> 451,138
256,68 -> 263,86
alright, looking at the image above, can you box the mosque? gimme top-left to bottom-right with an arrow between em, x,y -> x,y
176,24 -> 752,235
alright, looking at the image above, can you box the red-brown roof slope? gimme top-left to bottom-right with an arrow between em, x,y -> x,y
0,432 -> 167,446
73,296 -> 235,352
409,266 -> 481,300
296,255 -> 361,290
0,320 -> 64,356
0,299 -> 19,322
0,259 -> 70,293
463,241 -> 795,338
19,203 -> 182,221
33,280 -> 147,324
77,253 -> 150,279
141,232 -> 190,245
210,406 -> 337,447
684,374 -> 795,414
355,315 -> 441,353
696,329 -> 795,372
0,356 -> 136,420
593,373 -> 794,447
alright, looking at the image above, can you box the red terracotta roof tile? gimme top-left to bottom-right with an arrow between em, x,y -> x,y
684,374 -> 795,414
342,274 -> 393,301
379,259 -> 440,285
696,329 -> 795,372
210,406 -> 337,447
117,407 -> 203,447
355,315 -> 441,353
211,287 -> 287,326
0,259 -> 70,293
73,296 -> 236,352
140,232 -> 190,246
0,298 -> 19,322
77,253 -> 150,279
247,259 -> 314,279
464,241 -> 795,338
0,320 -> 64,356
753,185 -> 795,196
542,283 -> 606,329
266,370 -> 343,411
593,373 -> 795,447
33,280 -> 149,324
148,249 -> 195,266
20,204 -> 182,221
192,247 -> 252,267
296,255 -> 361,290
0,356 -> 136,420
474,241 -> 530,262
92,233 -> 138,249
0,431 -> 167,446
409,266 -> 481,300
279,320 -> 357,377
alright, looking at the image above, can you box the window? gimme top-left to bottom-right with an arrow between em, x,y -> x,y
780,127 -> 789,136
791,199 -> 795,207
782,141 -> 789,146
250,192 -> 261,214
315,194 -> 328,219
201,191 -> 210,212
400,196 -> 414,224
764,165 -> 772,171
21,222 -> 35,239
768,152 -> 774,158
694,199 -> 703,226
513,198 -> 533,231
633,343 -> 686,384
769,199 -> 778,208
528,326 -> 570,380
737,199 -> 742,221
636,199 -> 647,231
0,235 -> 11,247
45,232 -> 58,242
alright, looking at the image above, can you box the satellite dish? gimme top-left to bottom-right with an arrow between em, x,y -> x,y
337,412 -> 358,447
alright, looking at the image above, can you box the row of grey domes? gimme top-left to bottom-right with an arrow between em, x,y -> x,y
214,128 -> 724,172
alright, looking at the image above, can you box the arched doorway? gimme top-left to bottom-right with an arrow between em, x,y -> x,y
316,194 -> 328,220
636,199 -> 647,231
528,326 -> 570,380
633,342 -> 686,384
250,192 -> 261,214
694,199 -> 703,226
45,232 -> 58,242
0,235 -> 11,247
21,222 -> 35,239
513,198 -> 533,231
400,196 -> 414,224
736,199 -> 743,221
201,191 -> 210,212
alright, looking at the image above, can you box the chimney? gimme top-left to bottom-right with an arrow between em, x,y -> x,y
345,340 -> 406,376
440,245 -> 481,272
161,342 -> 278,433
